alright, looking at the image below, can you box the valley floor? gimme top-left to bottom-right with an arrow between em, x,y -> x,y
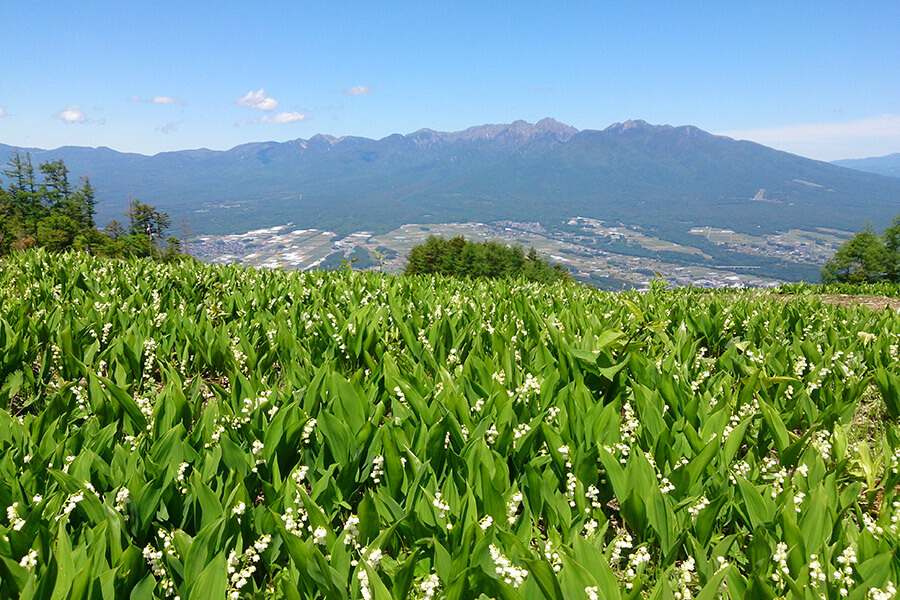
187,218 -> 848,288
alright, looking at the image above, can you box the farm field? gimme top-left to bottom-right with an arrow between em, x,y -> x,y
1,251 -> 899,599
188,220 -> 792,289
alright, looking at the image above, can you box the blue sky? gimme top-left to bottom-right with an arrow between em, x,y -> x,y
0,1 -> 897,160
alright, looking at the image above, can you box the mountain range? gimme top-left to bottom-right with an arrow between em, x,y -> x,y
832,153 -> 900,178
2,118 -> 899,238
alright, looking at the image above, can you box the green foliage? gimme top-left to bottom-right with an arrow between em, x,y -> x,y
0,250 -> 898,598
0,153 -> 183,261
822,217 -> 900,284
405,235 -> 570,283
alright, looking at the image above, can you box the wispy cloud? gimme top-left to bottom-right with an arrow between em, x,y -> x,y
236,111 -> 310,126
53,105 -> 87,124
719,114 -> 900,143
343,85 -> 372,96
236,89 -> 279,111
130,94 -> 185,105
718,114 -> 900,160
156,121 -> 181,134
0,107 -> 6,118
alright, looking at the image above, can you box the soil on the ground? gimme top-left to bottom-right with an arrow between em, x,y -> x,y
777,294 -> 900,311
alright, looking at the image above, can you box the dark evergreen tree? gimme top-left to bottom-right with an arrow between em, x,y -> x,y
405,235 -> 569,283
821,225 -> 893,283
38,159 -> 73,210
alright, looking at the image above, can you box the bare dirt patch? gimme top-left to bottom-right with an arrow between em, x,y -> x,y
817,295 -> 900,311
776,294 -> 900,311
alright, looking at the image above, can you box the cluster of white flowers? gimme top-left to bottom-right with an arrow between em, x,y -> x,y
392,386 -> 409,409
176,462 -> 190,494
371,455 -> 384,484
18,548 -> 38,570
343,514 -> 361,546
760,456 -> 788,499
863,513 -> 884,536
231,339 -> 248,373
507,492 -> 523,524
771,542 -> 790,585
301,418 -> 317,444
142,338 -> 158,382
282,505 -> 311,536
251,439 -> 265,473
812,431 -> 833,461
833,545 -> 857,596
313,526 -> 328,545
687,496 -> 709,520
71,384 -> 88,413
489,544 -> 528,588
486,424 -> 499,445
674,556 -> 696,600
114,488 -> 131,519
479,515 -> 493,531
809,554 -> 826,589
728,460 -> 751,484
515,372 -> 541,401
542,539 -> 562,573
100,322 -> 113,344
226,535 -> 271,599
420,573 -> 441,598
56,491 -> 84,522
610,532 -> 633,564
793,491 -> 806,514
432,492 -> 450,519
868,581 -> 897,600
586,586 -> 600,600
143,530 -> 178,597
585,485 -> 602,512
512,423 -> 531,447
620,401 -> 639,452
583,518 -> 599,536
6,502 -> 25,531
624,546 -> 651,589
142,545 -> 174,596
715,556 -> 730,573
547,405 -> 561,423
890,501 -> 900,535
890,448 -> 900,475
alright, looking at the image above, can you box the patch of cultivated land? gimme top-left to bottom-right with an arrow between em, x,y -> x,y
188,217 -> 847,288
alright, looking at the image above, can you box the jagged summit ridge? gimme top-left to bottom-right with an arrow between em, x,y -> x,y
409,117 -> 579,144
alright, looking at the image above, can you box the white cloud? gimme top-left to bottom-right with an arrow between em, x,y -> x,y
237,111 -> 310,126
236,88 -> 279,111
717,114 -> 900,160
345,85 -> 372,96
130,94 -> 184,105
0,107 -> 6,118
54,105 -> 87,124
152,96 -> 183,105
263,111 -> 309,123
157,121 -> 180,134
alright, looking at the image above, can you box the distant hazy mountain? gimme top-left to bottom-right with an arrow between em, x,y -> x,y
832,153 -> 900,178
2,118 -> 898,237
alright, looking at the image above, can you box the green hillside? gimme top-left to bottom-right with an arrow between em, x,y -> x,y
1,250 -> 899,598
3,119 -> 899,239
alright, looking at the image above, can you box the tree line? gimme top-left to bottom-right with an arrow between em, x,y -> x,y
821,215 -> 900,284
0,152 -> 183,259
404,235 -> 571,283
